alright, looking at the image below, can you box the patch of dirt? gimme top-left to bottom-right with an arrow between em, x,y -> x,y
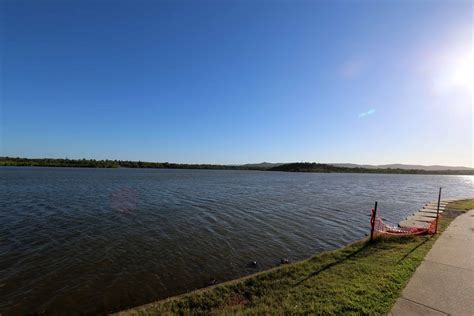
227,293 -> 250,306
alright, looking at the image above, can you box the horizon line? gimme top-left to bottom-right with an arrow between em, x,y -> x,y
1,156 -> 472,170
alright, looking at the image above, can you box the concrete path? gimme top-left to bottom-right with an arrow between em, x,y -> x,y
390,209 -> 474,316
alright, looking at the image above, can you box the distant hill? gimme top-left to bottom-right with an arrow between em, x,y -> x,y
240,162 -> 284,169
268,162 -> 474,175
330,163 -> 473,171
242,162 -> 474,172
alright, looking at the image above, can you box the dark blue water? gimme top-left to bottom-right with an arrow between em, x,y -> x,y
1,167 -> 472,315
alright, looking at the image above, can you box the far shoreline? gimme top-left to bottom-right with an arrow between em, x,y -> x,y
2,165 -> 474,178
1,157 -> 473,176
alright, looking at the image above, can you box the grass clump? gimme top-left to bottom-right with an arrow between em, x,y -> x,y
115,215 -> 460,316
446,198 -> 474,212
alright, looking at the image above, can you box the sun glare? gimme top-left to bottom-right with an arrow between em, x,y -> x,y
450,52 -> 473,91
433,50 -> 474,95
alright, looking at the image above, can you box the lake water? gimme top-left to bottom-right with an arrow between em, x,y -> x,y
1,167 -> 473,315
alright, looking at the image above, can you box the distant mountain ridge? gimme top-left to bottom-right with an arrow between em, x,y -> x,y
267,162 -> 474,175
240,162 -> 472,171
329,163 -> 473,171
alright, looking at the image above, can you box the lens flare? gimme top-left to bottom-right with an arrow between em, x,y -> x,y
358,108 -> 376,118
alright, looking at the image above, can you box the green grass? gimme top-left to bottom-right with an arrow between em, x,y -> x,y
447,198 -> 474,212
115,214 -> 460,316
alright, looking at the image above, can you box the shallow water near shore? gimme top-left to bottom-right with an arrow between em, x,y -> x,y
1,167 -> 473,315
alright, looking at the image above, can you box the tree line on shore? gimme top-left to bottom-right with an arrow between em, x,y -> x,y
267,162 -> 474,175
1,157 -> 472,175
0,157 -> 259,170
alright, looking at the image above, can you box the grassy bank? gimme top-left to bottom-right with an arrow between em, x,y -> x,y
115,201 -> 470,315
446,198 -> 474,211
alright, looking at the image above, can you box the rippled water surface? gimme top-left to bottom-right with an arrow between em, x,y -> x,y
1,167 -> 473,314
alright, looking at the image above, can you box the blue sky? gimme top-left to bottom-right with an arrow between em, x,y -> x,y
1,0 -> 472,166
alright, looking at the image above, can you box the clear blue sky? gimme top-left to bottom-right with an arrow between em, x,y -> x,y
1,0 -> 472,166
